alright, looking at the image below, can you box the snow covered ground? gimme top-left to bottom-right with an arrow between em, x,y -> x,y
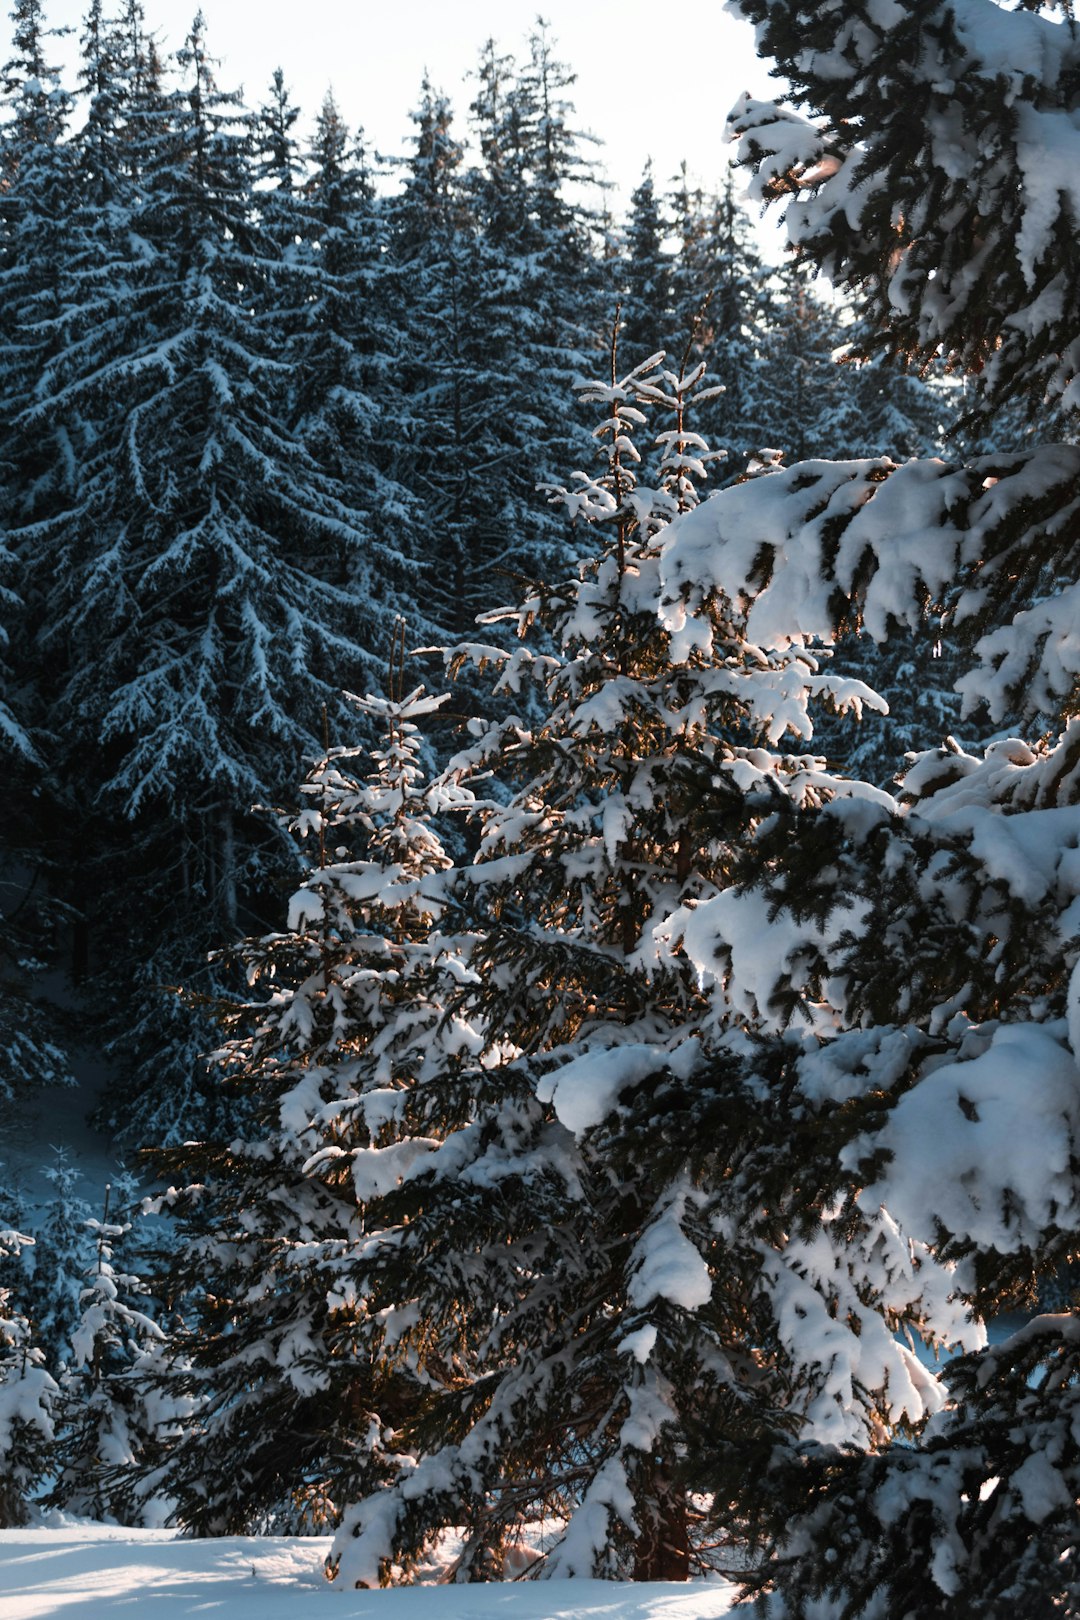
0,1526 -> 738,1620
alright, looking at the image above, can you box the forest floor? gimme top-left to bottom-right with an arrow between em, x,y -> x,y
0,1524 -> 740,1620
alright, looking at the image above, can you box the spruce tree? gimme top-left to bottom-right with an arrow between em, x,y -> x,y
634,1 -> 1080,1607
0,1222 -> 55,1525
47,1177 -> 168,1521
23,1149 -> 95,1370
619,162 -> 673,360
382,51 -> 597,649
0,0 -> 76,529
664,169 -> 779,479
390,25 -> 602,641
0,801 -> 76,1125
141,672 -> 476,1535
834,309 -> 945,463
381,76 -> 480,641
0,3 -> 84,1032
251,66 -> 303,254
327,335 -> 968,1586
73,0 -> 125,207
25,13 -> 410,1141
760,270 -> 958,791
286,90 -> 423,628
756,261 -> 856,466
487,21 -> 604,576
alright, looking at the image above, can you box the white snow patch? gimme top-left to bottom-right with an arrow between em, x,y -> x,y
537,1040 -> 702,1135
1010,1451 -> 1073,1524
852,1021 -> 1080,1252
628,1185 -> 712,1313
0,1524 -> 738,1618
619,1324 -> 658,1364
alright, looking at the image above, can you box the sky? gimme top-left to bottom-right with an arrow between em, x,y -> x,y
41,0 -> 780,217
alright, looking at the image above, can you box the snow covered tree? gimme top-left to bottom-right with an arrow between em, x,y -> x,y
766,273 -> 960,789
47,1176 -> 168,1521
73,0 -> 126,207
833,315 -> 946,464
653,470 -> 1080,1612
618,162 -> 673,359
0,1222 -> 55,1525
0,0 -> 76,529
22,1149 -> 95,1371
379,47 -> 588,653
0,3 -> 78,1024
791,294 -> 960,791
609,1 -> 1080,1607
636,64 -> 987,804
326,335 -> 971,1587
758,262 -> 864,466
142,672 -> 479,1535
251,66 -> 303,252
20,12 -> 415,1142
421,25 -> 601,631
375,76 -> 488,648
1,3 -> 193,1038
661,169 -> 784,481
284,90 -> 423,627
0,835 -> 76,1125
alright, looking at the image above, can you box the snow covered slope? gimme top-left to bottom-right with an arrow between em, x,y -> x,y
0,1525 -> 737,1620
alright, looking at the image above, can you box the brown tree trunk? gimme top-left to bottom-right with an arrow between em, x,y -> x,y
633,1463 -> 689,1581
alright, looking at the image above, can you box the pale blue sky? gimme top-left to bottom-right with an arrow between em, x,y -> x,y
42,0 -> 775,214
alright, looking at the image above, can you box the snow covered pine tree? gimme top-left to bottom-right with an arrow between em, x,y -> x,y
47,1177 -> 169,1524
144,663 -> 479,1535
23,10 -> 412,1145
21,1149 -> 95,1372
0,1222 -> 54,1526
636,0 -> 1080,1611
326,334 -> 972,1587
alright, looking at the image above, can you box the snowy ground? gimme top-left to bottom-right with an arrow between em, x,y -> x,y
0,1526 -> 738,1620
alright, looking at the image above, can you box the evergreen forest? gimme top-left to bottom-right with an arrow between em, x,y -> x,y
1,0 -> 1079,1614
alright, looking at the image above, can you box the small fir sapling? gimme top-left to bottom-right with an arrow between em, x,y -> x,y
48,1176 -> 169,1522
0,1223 -> 55,1526
23,1148 -> 95,1371
143,651 -> 479,1535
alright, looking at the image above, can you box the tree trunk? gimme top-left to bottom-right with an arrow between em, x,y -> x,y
633,1462 -> 689,1581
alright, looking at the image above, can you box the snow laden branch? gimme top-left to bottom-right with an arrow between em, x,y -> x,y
727,0 -> 1080,418
658,444 -> 1080,721
0,1226 -> 56,1527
